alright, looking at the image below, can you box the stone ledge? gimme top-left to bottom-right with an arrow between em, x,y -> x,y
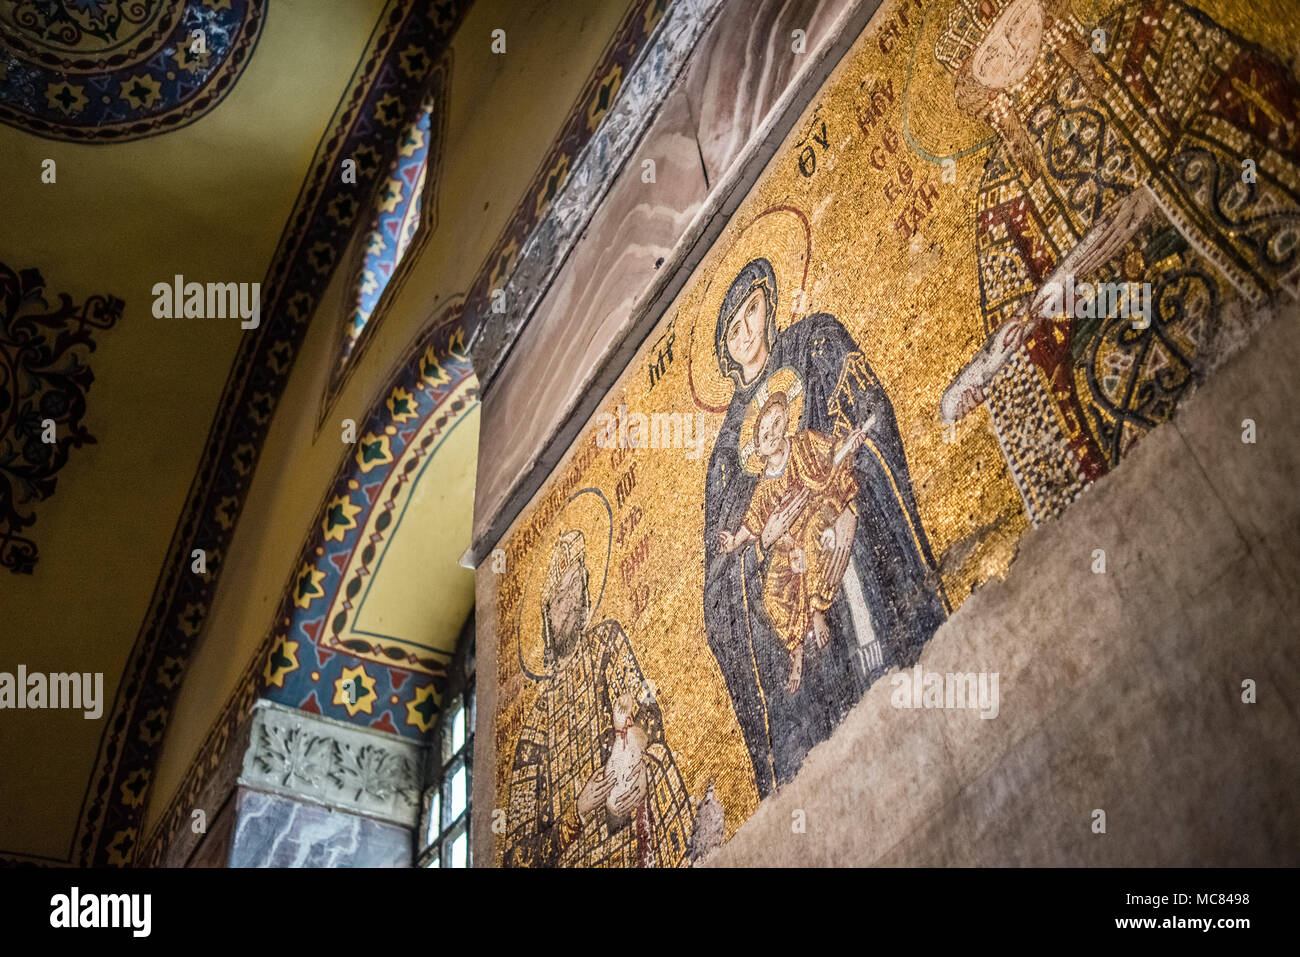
236,700 -> 425,829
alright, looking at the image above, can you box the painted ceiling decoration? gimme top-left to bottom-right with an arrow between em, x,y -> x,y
0,259 -> 121,574
320,56 -> 450,426
72,0 -> 472,867
0,0 -> 266,142
140,308 -> 473,866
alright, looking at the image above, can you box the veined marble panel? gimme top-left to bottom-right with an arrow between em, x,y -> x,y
466,0 -> 728,387
228,789 -> 413,868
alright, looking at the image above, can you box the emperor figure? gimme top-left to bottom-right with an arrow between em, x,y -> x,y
937,0 -> 1300,522
503,530 -> 694,867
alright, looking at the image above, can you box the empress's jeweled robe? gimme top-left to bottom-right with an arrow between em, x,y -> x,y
502,619 -> 693,867
971,1 -> 1300,522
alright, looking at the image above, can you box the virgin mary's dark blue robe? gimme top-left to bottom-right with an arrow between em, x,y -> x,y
703,312 -> 948,796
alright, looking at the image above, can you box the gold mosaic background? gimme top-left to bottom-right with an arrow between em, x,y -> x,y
491,0 -> 1300,861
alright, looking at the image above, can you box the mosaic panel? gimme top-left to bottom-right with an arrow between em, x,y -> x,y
491,0 -> 1300,866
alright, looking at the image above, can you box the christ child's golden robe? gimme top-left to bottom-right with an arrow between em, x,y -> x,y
742,430 -> 859,653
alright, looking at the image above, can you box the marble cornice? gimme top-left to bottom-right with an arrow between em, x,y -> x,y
465,0 -> 727,391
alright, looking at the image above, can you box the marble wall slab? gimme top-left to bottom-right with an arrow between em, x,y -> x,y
685,0 -> 850,183
466,0 -> 727,386
228,789 -> 413,868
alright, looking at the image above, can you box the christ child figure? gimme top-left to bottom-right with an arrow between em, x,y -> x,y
718,389 -> 867,694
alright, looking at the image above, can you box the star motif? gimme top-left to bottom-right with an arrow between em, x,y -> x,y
308,241 -> 336,275
156,655 -> 185,689
353,143 -> 382,176
587,66 -> 623,130
420,345 -> 450,386
120,768 -> 151,809
399,46 -> 429,79
328,194 -> 358,226
322,494 -> 362,541
535,155 -> 570,216
178,602 -> 206,638
139,707 -> 168,746
45,81 -> 87,116
293,562 -> 327,608
373,93 -> 405,127
397,121 -> 427,158
334,665 -> 378,716
387,386 -> 418,423
376,177 -> 405,213
405,683 -> 439,733
120,73 -> 163,110
174,43 -> 209,74
106,828 -> 138,867
264,635 -> 300,688
355,433 -> 393,472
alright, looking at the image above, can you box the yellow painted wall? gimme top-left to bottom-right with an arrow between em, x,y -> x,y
0,0 -> 390,860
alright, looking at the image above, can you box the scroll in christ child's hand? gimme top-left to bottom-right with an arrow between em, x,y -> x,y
833,413 -> 877,468
760,485 -> 811,550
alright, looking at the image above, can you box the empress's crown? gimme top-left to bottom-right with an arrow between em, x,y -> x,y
934,0 -> 1012,73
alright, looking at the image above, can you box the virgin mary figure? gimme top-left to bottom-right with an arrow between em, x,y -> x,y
702,257 -> 949,797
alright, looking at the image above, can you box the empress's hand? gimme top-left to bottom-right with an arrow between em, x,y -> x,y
940,368 -> 989,425
577,769 -> 616,819
761,487 -> 810,549
953,383 -> 986,420
939,318 -> 1029,424
1076,187 -> 1157,273
1048,186 -> 1157,287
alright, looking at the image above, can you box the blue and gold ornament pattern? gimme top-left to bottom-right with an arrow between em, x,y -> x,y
0,0 -> 266,142
261,323 -> 477,740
